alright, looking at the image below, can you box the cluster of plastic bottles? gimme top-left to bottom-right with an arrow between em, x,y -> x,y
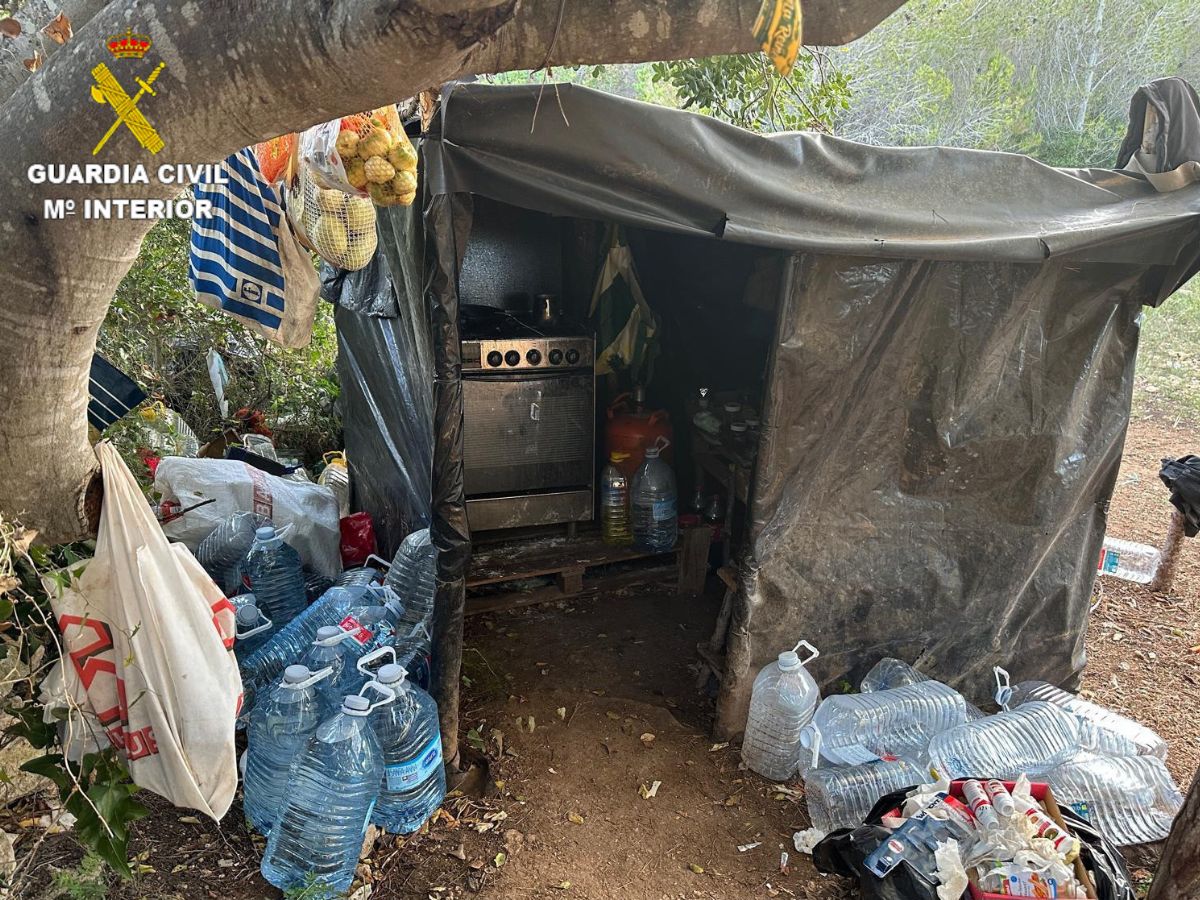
249,659 -> 446,895
741,651 -> 1181,846
600,444 -> 678,552
193,518 -> 446,896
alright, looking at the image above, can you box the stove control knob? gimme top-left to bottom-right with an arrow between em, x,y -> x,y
486,350 -> 504,368
526,348 -> 542,366
504,349 -> 521,367
548,348 -> 564,366
565,348 -> 581,366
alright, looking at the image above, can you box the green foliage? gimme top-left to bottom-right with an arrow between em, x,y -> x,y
49,852 -> 111,900
1134,277 -> 1200,426
283,872 -> 341,900
650,52 -> 851,133
98,217 -> 340,467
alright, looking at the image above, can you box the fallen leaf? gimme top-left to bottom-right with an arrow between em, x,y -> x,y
709,742 -> 729,752
494,780 -> 506,791
494,851 -> 507,868
639,733 -> 655,747
42,12 -> 71,44
134,864 -> 155,874
22,50 -> 42,72
688,863 -> 705,874
469,858 -> 486,870
491,728 -> 505,755
171,864 -> 187,874
556,707 -> 567,720
639,780 -> 662,800
605,711 -> 620,720
449,844 -> 467,861
178,815 -> 201,825
554,881 -> 571,890
567,811 -> 584,825
591,689 -> 605,696
548,767 -> 558,774
0,18 -> 20,38
723,795 -> 740,807
738,841 -> 762,852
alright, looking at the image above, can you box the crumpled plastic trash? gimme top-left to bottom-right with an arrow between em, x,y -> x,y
793,827 -> 826,854
933,839 -> 967,900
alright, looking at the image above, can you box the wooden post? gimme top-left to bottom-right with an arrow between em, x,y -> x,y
677,525 -> 714,596
1146,764 -> 1200,900
1150,509 -> 1187,593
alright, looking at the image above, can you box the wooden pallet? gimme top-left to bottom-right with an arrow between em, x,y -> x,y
466,526 -> 712,616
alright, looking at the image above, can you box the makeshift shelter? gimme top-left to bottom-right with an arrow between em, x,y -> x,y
331,83 -> 1200,758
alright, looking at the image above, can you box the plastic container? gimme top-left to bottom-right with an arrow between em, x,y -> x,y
260,693 -> 386,894
804,758 -> 925,832
927,701 -> 1085,781
368,664 -> 446,833
995,667 -> 1165,759
1096,536 -> 1161,584
605,389 -> 673,478
808,680 -> 970,766
383,529 -> 437,637
1043,753 -> 1184,846
243,665 -> 329,835
239,584 -> 376,709
601,452 -> 633,547
741,641 -> 821,781
301,626 -> 357,713
244,526 -> 308,627
860,657 -> 930,693
232,597 -> 274,663
196,512 -> 269,595
631,445 -> 677,552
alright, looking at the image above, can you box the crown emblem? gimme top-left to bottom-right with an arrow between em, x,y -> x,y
107,29 -> 151,59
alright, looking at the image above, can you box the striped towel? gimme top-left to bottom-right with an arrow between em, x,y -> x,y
88,354 -> 146,431
189,150 -> 318,348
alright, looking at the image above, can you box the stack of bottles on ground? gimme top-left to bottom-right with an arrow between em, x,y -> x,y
741,643 -> 1184,890
197,515 -> 444,895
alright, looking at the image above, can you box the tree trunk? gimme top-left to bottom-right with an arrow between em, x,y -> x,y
0,0 -> 906,544
1149,508 -> 1186,593
1147,764 -> 1200,900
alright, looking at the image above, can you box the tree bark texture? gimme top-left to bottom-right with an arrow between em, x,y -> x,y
0,0 -> 906,543
1147,763 -> 1200,900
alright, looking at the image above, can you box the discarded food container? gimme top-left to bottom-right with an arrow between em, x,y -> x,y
741,640 -> 821,781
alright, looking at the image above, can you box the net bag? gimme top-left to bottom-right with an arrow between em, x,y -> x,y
298,106 -> 417,207
287,162 -> 377,271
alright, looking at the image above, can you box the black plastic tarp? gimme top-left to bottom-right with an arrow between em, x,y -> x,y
344,82 -> 1200,753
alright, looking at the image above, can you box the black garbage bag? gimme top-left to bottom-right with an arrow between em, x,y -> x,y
1159,455 -> 1200,537
812,787 -> 1135,900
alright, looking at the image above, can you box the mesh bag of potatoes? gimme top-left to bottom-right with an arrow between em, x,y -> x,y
286,162 -> 378,271
298,105 -> 418,207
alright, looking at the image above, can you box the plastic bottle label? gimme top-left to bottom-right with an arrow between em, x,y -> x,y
385,734 -> 443,791
339,614 -> 374,645
1099,548 -> 1119,573
651,498 -> 676,522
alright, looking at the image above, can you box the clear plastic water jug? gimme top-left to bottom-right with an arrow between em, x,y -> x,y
197,511 -> 268,595
804,758 -> 925,832
368,664 -> 446,833
995,667 -> 1164,759
243,665 -> 330,835
808,681 -> 970,766
741,641 -> 821,781
927,701 -> 1085,781
1044,752 -> 1183,846
260,693 -> 387,894
383,529 -> 437,637
302,626 -> 356,714
631,445 -> 677,552
243,525 -> 307,627
860,658 -> 929,693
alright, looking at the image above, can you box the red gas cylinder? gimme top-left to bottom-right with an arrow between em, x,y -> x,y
605,388 -> 674,478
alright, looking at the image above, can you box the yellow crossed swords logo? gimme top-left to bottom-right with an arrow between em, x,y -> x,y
90,61 -> 166,155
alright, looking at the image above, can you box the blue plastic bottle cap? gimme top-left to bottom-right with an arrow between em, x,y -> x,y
377,664 -> 406,684
343,695 -> 370,712
283,665 -> 310,683
255,526 -> 275,540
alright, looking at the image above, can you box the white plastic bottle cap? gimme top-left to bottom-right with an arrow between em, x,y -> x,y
316,625 -> 342,640
377,664 -> 406,685
777,650 -> 801,670
283,665 -> 311,683
645,447 -> 661,459
255,526 -> 276,541
343,695 -> 371,713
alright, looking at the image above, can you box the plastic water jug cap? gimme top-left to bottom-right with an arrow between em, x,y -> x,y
235,605 -> 260,626
645,446 -> 661,459
283,665 -> 311,683
255,526 -> 276,541
777,650 -> 801,670
377,663 -> 408,685
316,625 -> 342,640
343,695 -> 371,713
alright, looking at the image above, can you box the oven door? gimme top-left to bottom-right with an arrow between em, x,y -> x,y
462,369 -> 594,497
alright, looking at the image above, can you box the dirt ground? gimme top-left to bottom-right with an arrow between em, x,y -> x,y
19,417 -> 1200,899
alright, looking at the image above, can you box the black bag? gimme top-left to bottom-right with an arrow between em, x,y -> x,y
811,787 -> 1135,900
